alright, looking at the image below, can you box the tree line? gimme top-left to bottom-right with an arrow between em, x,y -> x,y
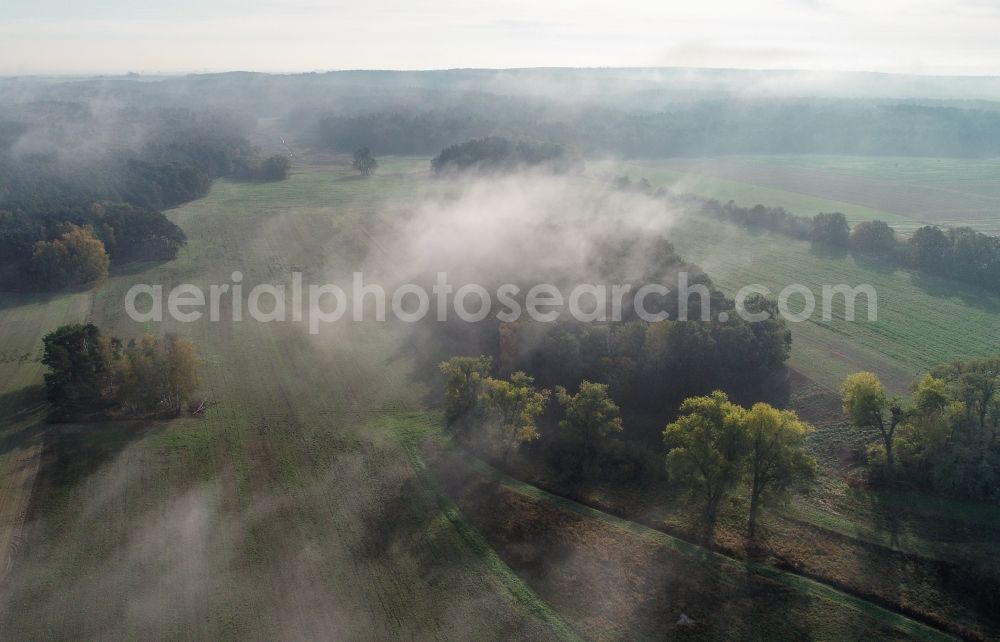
431,137 -> 574,175
618,176 -> 1000,295
42,324 -> 202,421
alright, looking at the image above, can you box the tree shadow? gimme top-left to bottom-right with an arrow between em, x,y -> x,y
0,289 -> 65,312
0,385 -> 49,459
908,271 -> 1000,313
808,242 -> 849,260
850,252 -> 900,275
11,387 -> 167,525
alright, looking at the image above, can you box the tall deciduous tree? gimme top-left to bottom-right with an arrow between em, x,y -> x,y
555,380 -> 623,438
439,355 -> 492,432
744,402 -> 816,537
663,391 -> 748,528
841,372 -> 903,471
164,334 -> 201,415
480,371 -> 549,463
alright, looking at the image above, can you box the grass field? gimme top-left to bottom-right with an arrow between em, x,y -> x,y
0,160 -> 571,639
664,218 -> 1000,393
433,448 -> 959,641
619,156 -> 1000,234
1,157 -> 998,639
608,159 -> 1000,393
0,291 -> 92,588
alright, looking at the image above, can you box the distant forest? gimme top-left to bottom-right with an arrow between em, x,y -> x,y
3,70 -> 1000,291
317,100 -> 1000,158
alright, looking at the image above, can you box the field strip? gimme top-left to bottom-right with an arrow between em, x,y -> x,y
399,441 -> 582,642
784,501 -> 999,572
465,456 -> 959,642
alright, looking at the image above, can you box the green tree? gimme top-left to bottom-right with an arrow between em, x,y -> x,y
811,212 -> 850,247
438,355 -> 492,432
663,391 -> 748,528
41,324 -> 114,418
481,371 -> 550,464
352,147 -> 378,177
930,358 -> 1000,443
555,381 -> 623,437
907,225 -> 951,270
850,220 -> 898,255
912,373 -> 950,415
743,403 -> 816,537
841,372 -> 903,472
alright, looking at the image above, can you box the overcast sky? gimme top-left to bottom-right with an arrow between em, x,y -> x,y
2,0 -> 999,76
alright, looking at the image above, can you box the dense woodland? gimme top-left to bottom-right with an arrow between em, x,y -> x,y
317,99 -> 1000,158
0,104 -> 289,290
419,225 -> 794,494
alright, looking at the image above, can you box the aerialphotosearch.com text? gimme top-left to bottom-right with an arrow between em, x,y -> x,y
124,271 -> 878,334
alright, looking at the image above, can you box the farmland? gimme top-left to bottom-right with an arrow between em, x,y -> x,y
0,157 -> 998,640
620,156 -> 1000,235
666,217 -> 1000,394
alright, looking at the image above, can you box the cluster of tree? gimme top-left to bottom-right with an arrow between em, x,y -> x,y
439,356 -> 549,463
420,228 -> 792,451
841,358 -> 1000,500
42,324 -> 201,421
624,177 -> 1000,295
441,354 -> 816,539
440,356 -> 635,477
901,225 -> 1000,292
0,106 -> 277,290
431,137 -> 573,175
501,311 -> 790,437
234,153 -> 292,181
352,147 -> 378,177
664,391 -> 816,537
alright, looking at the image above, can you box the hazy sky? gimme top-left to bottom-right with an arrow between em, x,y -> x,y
2,0 -> 999,75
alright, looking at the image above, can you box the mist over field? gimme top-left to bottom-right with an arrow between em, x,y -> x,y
2,3 -> 1000,640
